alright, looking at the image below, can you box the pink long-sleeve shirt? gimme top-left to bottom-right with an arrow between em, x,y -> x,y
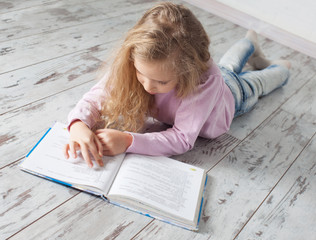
68,63 -> 235,156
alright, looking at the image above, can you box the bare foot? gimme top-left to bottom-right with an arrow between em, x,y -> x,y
246,30 -> 271,69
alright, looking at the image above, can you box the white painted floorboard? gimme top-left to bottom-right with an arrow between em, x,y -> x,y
1,0 -> 315,239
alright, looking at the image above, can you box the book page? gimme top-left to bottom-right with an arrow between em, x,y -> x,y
20,122 -> 124,195
108,154 -> 205,222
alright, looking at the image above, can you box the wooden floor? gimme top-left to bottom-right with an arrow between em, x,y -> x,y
1,0 -> 315,239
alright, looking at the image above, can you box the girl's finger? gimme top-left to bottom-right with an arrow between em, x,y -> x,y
88,139 -> 103,167
95,129 -> 104,135
63,144 -> 70,159
80,144 -> 93,168
95,136 -> 104,158
69,141 -> 78,159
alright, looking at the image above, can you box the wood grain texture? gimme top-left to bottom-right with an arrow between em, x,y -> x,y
0,7 -> 142,74
281,72 -> 316,125
0,1 -> 104,42
0,0 -> 57,14
1,0 -> 315,239
172,133 -> 241,169
0,162 -> 78,239
235,134 -> 316,239
9,192 -> 153,240
0,45 -> 107,115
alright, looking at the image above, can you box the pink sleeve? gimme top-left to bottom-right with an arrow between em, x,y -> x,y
67,76 -> 108,130
126,74 -> 227,156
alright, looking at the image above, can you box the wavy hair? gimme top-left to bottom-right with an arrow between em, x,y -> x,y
101,2 -> 211,132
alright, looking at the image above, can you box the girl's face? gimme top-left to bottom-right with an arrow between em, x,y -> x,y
134,57 -> 178,95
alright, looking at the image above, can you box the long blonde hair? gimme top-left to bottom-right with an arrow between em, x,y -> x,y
101,2 -> 211,132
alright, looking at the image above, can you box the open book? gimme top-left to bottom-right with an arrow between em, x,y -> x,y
20,122 -> 208,231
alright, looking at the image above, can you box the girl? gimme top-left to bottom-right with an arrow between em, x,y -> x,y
64,2 -> 290,168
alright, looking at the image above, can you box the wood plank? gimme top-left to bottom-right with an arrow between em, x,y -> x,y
0,1 -> 105,42
281,72 -> 316,124
133,222 -> 211,240
0,0 -> 57,14
1,1 -> 315,239
132,109 -> 315,239
84,0 -> 158,18
0,0 -> 101,14
0,161 -> 78,239
0,0 -> 159,43
173,134 -> 241,170
0,44 -> 110,115
8,187 -> 153,240
0,9 -> 142,74
235,134 -> 316,239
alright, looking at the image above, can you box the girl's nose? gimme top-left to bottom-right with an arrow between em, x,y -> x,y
143,80 -> 156,93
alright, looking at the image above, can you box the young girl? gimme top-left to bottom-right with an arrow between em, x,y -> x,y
64,2 -> 290,168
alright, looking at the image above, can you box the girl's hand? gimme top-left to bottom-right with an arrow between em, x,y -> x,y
95,129 -> 133,156
63,121 -> 104,168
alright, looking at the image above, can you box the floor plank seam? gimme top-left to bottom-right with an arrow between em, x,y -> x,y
0,44 -> 105,75
206,139 -> 242,173
6,192 -> 81,240
290,74 -> 315,96
0,157 -> 24,171
83,2 -> 147,19
130,219 -> 156,240
1,79 -> 96,117
232,131 -> 316,239
0,8 -> 146,45
0,18 -> 106,44
1,0 -> 110,16
277,74 -> 315,116
1,1 -> 314,238
0,1 -> 59,14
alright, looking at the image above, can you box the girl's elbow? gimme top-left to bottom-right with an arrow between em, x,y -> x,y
173,140 -> 193,155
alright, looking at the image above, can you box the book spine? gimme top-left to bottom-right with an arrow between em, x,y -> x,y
196,174 -> 208,229
25,126 -> 53,158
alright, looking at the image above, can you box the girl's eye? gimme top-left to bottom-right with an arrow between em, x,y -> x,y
158,81 -> 168,85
